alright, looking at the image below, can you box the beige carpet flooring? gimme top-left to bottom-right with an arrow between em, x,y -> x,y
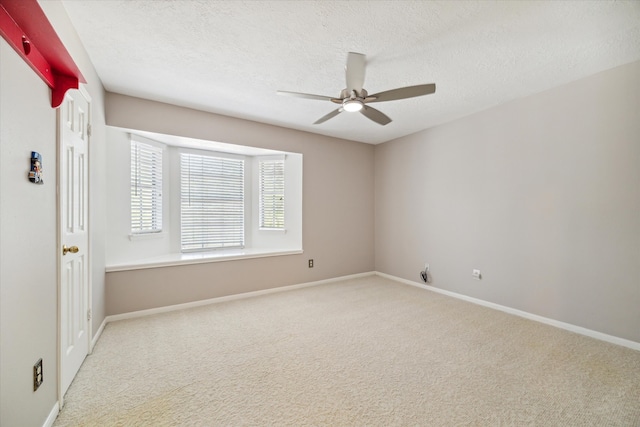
54,275 -> 640,426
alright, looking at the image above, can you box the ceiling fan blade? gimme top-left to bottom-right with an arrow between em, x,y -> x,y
314,108 -> 343,125
345,52 -> 366,93
277,90 -> 337,102
367,84 -> 436,103
360,105 -> 392,126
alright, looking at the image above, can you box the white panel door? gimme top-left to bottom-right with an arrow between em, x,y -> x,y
59,88 -> 90,399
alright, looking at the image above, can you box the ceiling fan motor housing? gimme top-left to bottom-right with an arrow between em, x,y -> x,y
340,88 -> 367,112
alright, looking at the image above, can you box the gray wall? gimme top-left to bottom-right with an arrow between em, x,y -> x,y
0,2 -> 107,425
104,93 -> 375,315
375,60 -> 640,343
0,41 -> 59,427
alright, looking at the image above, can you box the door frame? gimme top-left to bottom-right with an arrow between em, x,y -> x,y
56,84 -> 93,409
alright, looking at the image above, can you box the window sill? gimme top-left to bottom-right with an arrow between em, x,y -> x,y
258,228 -> 287,233
129,232 -> 166,241
105,248 -> 303,272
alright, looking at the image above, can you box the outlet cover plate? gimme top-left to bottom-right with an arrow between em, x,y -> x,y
33,358 -> 43,391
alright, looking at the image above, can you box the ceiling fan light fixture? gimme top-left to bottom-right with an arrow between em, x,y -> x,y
343,99 -> 364,112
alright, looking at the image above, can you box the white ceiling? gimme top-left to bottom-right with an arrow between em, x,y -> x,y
61,0 -> 640,144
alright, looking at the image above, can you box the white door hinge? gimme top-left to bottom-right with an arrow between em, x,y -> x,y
87,309 -> 92,321
87,124 -> 92,137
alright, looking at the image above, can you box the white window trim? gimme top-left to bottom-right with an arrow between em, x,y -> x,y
105,248 -> 304,272
128,231 -> 168,241
258,228 -> 287,232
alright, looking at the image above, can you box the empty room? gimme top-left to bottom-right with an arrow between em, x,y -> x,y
1,1 -> 639,426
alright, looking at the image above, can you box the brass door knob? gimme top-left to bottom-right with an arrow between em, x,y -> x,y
62,245 -> 79,255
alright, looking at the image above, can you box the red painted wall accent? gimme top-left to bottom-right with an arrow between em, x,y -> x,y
0,0 -> 86,108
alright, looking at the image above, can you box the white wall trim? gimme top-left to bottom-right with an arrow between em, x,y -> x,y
105,271 -> 375,323
42,402 -> 59,427
90,317 -> 108,353
106,249 -> 304,272
376,272 -> 640,352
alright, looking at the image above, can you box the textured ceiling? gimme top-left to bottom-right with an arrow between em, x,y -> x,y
60,0 -> 640,144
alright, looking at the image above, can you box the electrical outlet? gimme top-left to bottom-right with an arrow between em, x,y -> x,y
33,358 -> 43,391
472,269 -> 482,280
308,259 -> 314,268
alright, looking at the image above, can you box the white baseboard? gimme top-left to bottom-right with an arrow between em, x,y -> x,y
105,271 -> 376,323
42,402 -> 59,427
376,271 -> 640,352
97,269 -> 638,352
90,317 -> 108,353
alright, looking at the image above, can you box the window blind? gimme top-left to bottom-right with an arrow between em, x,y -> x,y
180,153 -> 245,251
259,159 -> 285,229
131,139 -> 162,233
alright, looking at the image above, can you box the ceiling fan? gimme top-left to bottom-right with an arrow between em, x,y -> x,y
277,52 -> 436,126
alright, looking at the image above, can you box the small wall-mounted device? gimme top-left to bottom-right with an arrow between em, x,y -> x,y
420,263 -> 430,283
28,151 -> 44,184
472,269 -> 482,280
